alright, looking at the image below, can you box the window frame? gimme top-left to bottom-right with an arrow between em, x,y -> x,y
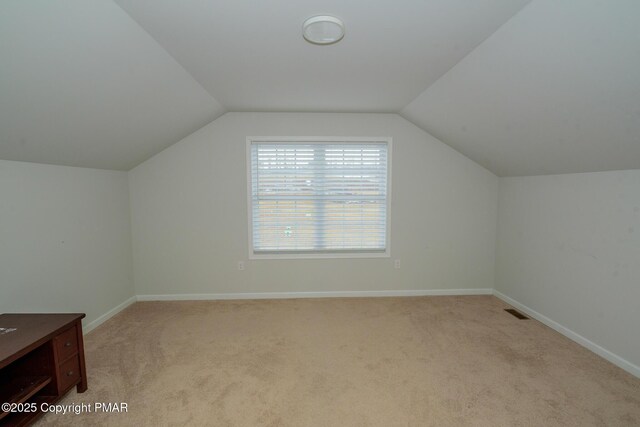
246,136 -> 392,260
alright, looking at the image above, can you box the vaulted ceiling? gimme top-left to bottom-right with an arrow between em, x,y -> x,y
113,0 -> 529,113
402,0 -> 640,176
1,0 -> 639,175
0,0 -> 223,170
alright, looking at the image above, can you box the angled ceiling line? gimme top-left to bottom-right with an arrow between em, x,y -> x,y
397,0 -> 535,113
110,0 -> 227,115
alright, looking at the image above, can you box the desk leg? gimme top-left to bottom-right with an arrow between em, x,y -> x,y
75,320 -> 88,393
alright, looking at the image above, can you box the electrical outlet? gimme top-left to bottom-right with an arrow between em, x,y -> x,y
238,261 -> 245,271
394,259 -> 401,269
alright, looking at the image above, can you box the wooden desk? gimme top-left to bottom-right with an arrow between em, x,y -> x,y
0,314 -> 87,426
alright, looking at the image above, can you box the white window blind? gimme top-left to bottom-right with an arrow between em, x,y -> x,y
249,140 -> 389,255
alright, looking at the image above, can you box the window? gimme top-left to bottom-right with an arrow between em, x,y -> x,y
247,137 -> 391,259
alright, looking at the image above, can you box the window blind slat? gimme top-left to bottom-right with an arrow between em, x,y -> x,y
250,141 -> 388,253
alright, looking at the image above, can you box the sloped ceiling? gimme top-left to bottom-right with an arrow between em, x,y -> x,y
0,0 -> 224,170
113,0 -> 529,113
402,0 -> 640,176
1,0 -> 639,176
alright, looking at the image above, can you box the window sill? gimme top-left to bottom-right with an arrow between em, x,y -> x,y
249,250 -> 390,260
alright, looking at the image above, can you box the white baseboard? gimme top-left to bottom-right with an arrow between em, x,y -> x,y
136,288 -> 493,302
493,290 -> 640,378
83,295 -> 137,334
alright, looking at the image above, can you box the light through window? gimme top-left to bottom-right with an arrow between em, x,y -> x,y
247,138 -> 391,258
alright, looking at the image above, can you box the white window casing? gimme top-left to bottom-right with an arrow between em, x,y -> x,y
246,137 -> 392,259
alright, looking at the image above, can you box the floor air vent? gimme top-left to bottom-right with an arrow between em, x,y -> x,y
505,308 -> 529,320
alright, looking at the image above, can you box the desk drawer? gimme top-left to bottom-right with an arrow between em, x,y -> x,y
58,355 -> 81,392
54,326 -> 78,361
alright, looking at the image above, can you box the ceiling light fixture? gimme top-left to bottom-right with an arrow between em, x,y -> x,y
302,15 -> 345,45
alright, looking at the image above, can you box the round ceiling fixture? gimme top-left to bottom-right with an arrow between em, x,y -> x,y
302,15 -> 345,45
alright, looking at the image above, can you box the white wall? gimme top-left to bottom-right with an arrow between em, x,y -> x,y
4,112 -> 637,378
129,112 -> 498,296
0,160 -> 134,328
496,170 -> 640,371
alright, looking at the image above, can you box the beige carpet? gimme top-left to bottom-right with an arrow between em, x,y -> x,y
36,296 -> 640,426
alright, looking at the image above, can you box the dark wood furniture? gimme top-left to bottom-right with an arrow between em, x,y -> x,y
0,314 -> 87,426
